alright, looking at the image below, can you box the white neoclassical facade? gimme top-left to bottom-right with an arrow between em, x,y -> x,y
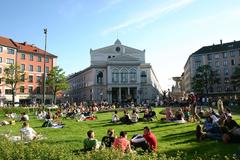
67,40 -> 162,104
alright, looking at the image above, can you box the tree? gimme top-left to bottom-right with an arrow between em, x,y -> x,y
3,64 -> 24,107
231,66 -> 240,91
192,65 -> 219,96
46,66 -> 69,104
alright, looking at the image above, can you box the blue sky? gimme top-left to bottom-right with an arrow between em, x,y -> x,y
1,0 -> 240,90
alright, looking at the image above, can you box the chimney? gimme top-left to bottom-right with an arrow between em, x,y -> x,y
23,41 -> 27,45
220,39 -> 222,45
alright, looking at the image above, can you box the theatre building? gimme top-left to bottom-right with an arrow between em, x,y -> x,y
68,40 -> 162,104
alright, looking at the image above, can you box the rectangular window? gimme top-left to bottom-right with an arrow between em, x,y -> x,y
36,87 -> 41,94
38,55 -> 42,62
5,89 -> 12,95
215,61 -> 220,67
224,68 -> 229,76
21,64 -> 25,71
37,76 -> 41,82
230,51 -> 235,57
207,54 -> 212,61
29,65 -> 33,72
7,48 -> 14,54
37,66 -> 41,72
223,52 -> 227,58
20,86 -> 24,93
223,60 -> 228,66
231,59 -> 236,65
0,57 -> 2,63
0,46 -> 2,52
29,75 -> 33,82
6,58 -> 14,64
215,69 -> 221,75
215,54 -> 219,59
28,86 -> 33,93
46,56 -> 49,63
21,53 -> 25,60
20,74 -> 25,82
30,53 -> 34,61
46,66 -> 49,73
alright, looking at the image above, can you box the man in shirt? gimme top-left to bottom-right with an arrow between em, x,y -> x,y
143,126 -> 158,152
83,130 -> 99,152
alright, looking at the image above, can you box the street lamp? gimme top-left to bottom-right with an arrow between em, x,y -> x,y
42,28 -> 47,105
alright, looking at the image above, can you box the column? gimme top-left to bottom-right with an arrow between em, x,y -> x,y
118,88 -> 121,103
137,86 -> 140,104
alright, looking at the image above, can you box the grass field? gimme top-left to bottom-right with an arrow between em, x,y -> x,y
0,107 -> 239,159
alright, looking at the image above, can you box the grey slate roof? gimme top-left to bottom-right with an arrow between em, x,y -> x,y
192,40 -> 240,55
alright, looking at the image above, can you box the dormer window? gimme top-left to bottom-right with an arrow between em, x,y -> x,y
108,56 -> 111,59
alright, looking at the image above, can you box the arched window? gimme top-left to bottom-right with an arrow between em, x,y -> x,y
112,69 -> 119,83
141,71 -> 147,83
129,68 -> 137,82
121,68 -> 128,83
97,71 -> 103,84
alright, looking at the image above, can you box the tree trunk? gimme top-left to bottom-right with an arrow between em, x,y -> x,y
12,89 -> 15,107
53,90 -> 56,105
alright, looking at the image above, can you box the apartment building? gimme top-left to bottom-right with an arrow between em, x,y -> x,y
0,36 -> 57,106
183,40 -> 240,96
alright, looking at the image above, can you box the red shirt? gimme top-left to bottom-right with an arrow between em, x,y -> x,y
143,132 -> 157,151
113,137 -> 130,152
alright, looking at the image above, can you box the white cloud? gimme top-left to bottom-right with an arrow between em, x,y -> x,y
101,0 -> 194,35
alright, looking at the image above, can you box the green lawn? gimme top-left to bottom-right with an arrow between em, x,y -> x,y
0,107 -> 239,159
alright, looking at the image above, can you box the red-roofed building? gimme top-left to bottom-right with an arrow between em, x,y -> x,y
0,35 -> 57,106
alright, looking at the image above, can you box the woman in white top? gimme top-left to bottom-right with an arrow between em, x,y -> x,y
20,122 -> 37,141
131,110 -> 139,123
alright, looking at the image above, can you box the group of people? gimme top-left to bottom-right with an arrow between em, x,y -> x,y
83,126 -> 158,153
111,108 -> 157,124
196,104 -> 240,143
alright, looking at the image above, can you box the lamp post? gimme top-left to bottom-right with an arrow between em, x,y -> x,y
42,28 -> 47,105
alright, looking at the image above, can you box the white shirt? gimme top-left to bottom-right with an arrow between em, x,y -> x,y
20,127 -> 37,141
131,113 -> 139,122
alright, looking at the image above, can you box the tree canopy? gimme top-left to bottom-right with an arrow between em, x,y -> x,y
46,66 -> 69,104
192,65 -> 219,96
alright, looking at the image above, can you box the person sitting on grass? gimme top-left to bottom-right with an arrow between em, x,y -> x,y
175,108 -> 186,123
131,110 -> 139,123
112,110 -> 120,123
83,130 -> 99,152
101,129 -> 115,148
120,110 -> 131,124
20,112 -> 29,121
223,115 -> 240,143
42,110 -> 53,127
113,131 -> 132,153
148,108 -> 157,120
143,126 -> 158,152
20,122 -> 37,141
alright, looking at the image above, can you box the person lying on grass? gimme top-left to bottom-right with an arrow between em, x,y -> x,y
223,115 -> 240,143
